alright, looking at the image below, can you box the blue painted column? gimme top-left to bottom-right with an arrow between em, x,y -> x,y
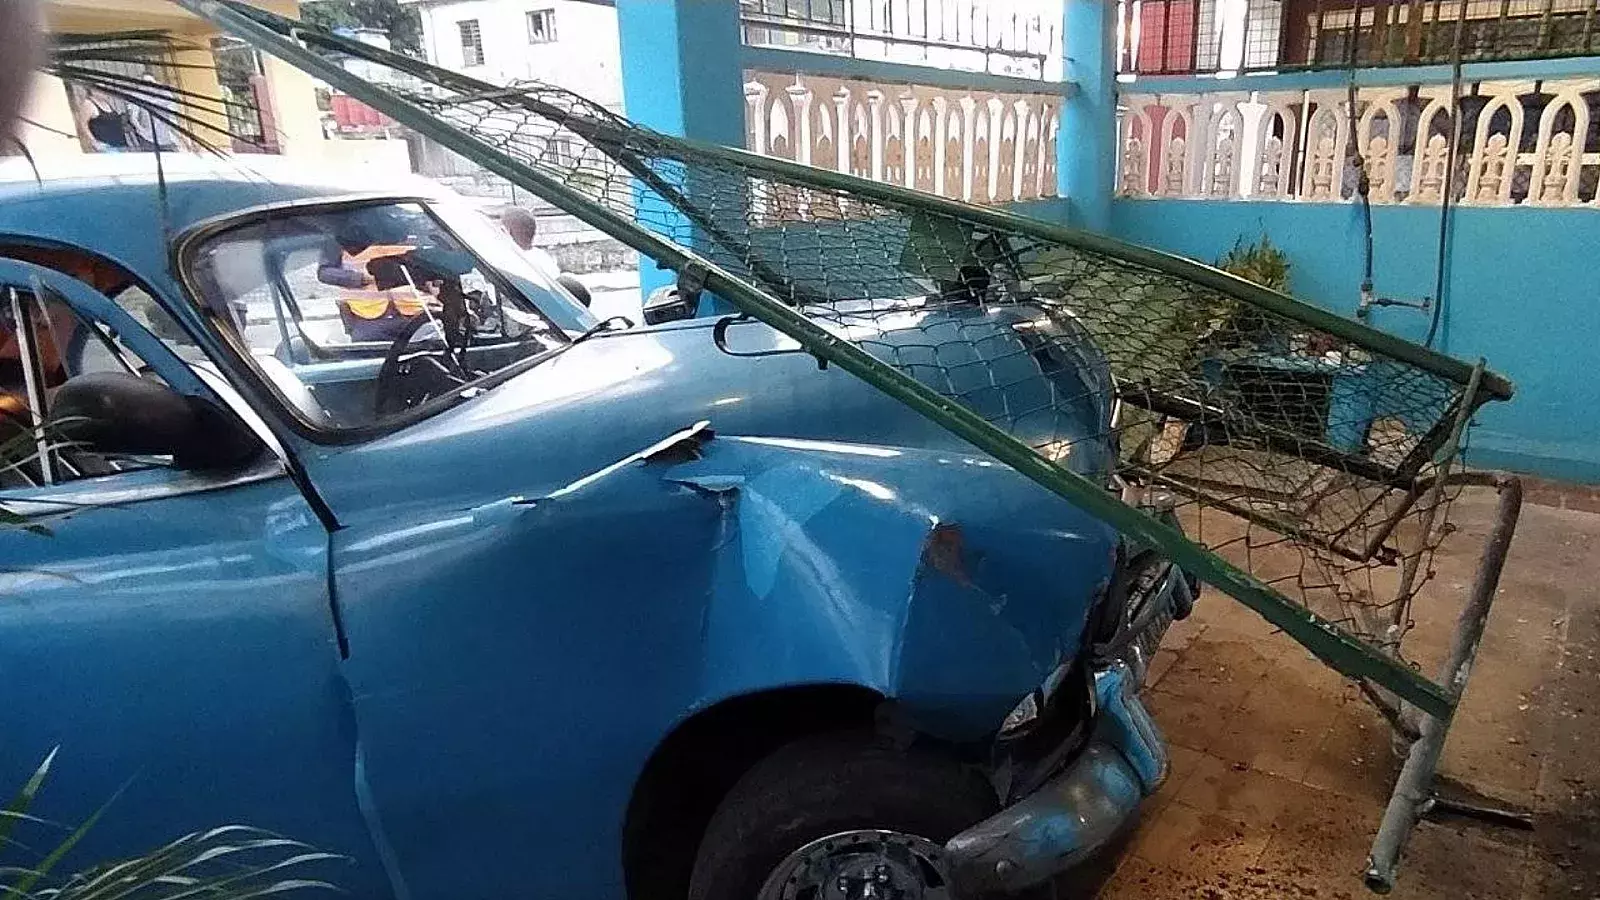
1060,0 -> 1117,232
616,0 -> 747,307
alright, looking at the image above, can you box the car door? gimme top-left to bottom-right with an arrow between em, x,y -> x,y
0,261 -> 391,896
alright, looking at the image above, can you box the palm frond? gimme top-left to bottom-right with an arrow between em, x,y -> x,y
41,828 -> 339,900
0,505 -> 35,532
0,756 -> 340,900
0,751 -> 57,855
4,787 -> 121,898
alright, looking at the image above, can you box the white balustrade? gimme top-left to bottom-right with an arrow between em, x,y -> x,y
1119,77 -> 1600,208
744,70 -> 1061,205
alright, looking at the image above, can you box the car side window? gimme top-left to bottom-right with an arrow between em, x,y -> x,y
0,247 -> 210,367
1,284 -> 170,488
112,282 -> 210,366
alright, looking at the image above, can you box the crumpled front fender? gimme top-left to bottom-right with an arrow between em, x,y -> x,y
667,434 -> 1118,741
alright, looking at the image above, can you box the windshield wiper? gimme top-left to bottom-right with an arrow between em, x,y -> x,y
441,315 -> 637,409
566,315 -> 634,347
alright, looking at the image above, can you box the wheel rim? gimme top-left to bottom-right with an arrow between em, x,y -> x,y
757,829 -> 954,900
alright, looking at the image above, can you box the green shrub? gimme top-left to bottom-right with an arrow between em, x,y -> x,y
1217,234 -> 1291,293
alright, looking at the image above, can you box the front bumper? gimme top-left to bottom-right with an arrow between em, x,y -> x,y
944,663 -> 1168,895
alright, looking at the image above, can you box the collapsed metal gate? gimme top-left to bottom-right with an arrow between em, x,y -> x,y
106,3 -> 1525,889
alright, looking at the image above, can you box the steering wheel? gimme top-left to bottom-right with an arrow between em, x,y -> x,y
372,313 -> 472,417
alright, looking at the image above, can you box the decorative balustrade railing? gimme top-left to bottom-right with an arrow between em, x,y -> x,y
1118,77 -> 1600,206
745,70 -> 1061,205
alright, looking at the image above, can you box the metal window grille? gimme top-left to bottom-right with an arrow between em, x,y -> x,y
1197,0 -> 1222,70
49,31 -> 276,154
54,33 -> 189,153
458,19 -> 484,67
527,9 -> 557,44
1131,0 -> 1200,74
1298,0 -> 1600,68
1119,0 -> 1600,74
1128,0 -> 1600,74
210,36 -> 269,148
739,0 -> 1063,81
1243,0 -> 1285,67
1119,0 -> 1282,75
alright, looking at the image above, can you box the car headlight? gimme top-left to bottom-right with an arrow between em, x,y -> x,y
997,660 -> 1081,737
999,689 -> 1042,735
994,660 -> 1099,801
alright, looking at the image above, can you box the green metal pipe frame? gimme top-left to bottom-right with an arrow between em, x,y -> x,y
179,0 -> 1472,719
1364,474 -> 1523,893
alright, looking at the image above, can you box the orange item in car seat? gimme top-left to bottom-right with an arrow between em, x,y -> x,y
324,244 -> 438,341
341,294 -> 432,320
0,300 -> 75,382
0,390 -> 26,420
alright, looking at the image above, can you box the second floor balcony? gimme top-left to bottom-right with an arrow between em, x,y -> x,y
1120,0 -> 1600,77
740,0 -> 1066,81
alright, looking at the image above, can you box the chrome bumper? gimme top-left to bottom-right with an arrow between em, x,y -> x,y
944,663 -> 1168,895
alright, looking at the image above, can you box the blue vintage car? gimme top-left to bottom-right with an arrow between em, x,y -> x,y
0,155 -> 1185,899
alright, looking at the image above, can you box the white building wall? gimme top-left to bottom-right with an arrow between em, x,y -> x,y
409,0 -> 623,111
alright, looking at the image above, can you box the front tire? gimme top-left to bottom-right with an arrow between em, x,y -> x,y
686,732 -> 998,900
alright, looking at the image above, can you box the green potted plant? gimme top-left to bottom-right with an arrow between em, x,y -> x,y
1217,234 -> 1291,293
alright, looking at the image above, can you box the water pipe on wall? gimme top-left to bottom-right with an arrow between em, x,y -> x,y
1351,12 -> 1465,350
1422,34 -> 1468,349
1348,69 -> 1432,328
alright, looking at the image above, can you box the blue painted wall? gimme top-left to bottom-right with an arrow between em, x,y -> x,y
616,0 -> 745,146
1060,0 -> 1115,230
1111,198 -> 1600,482
616,0 -> 747,302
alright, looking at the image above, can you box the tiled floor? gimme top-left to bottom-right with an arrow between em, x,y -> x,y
1088,490 -> 1600,899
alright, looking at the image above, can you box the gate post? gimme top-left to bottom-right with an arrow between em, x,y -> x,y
617,0 -> 747,309
1062,0 -> 1118,231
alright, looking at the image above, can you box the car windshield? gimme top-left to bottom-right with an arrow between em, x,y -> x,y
186,200 -> 585,432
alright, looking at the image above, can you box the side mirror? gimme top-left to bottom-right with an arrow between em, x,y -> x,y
642,284 -> 696,326
556,273 -> 592,308
51,372 -> 263,471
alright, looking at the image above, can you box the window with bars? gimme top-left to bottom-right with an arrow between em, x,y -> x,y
527,9 -> 556,44
458,19 -> 484,67
745,0 -> 849,24
739,0 -> 1063,80
210,36 -> 271,151
1121,0 -> 1600,73
1119,0 -> 1283,74
58,36 -> 189,153
739,0 -> 852,54
1289,0 -> 1600,68
1131,0 -> 1201,73
1243,0 -> 1285,67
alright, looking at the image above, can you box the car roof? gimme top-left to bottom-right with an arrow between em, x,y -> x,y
0,153 -> 454,286
0,152 -> 442,201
